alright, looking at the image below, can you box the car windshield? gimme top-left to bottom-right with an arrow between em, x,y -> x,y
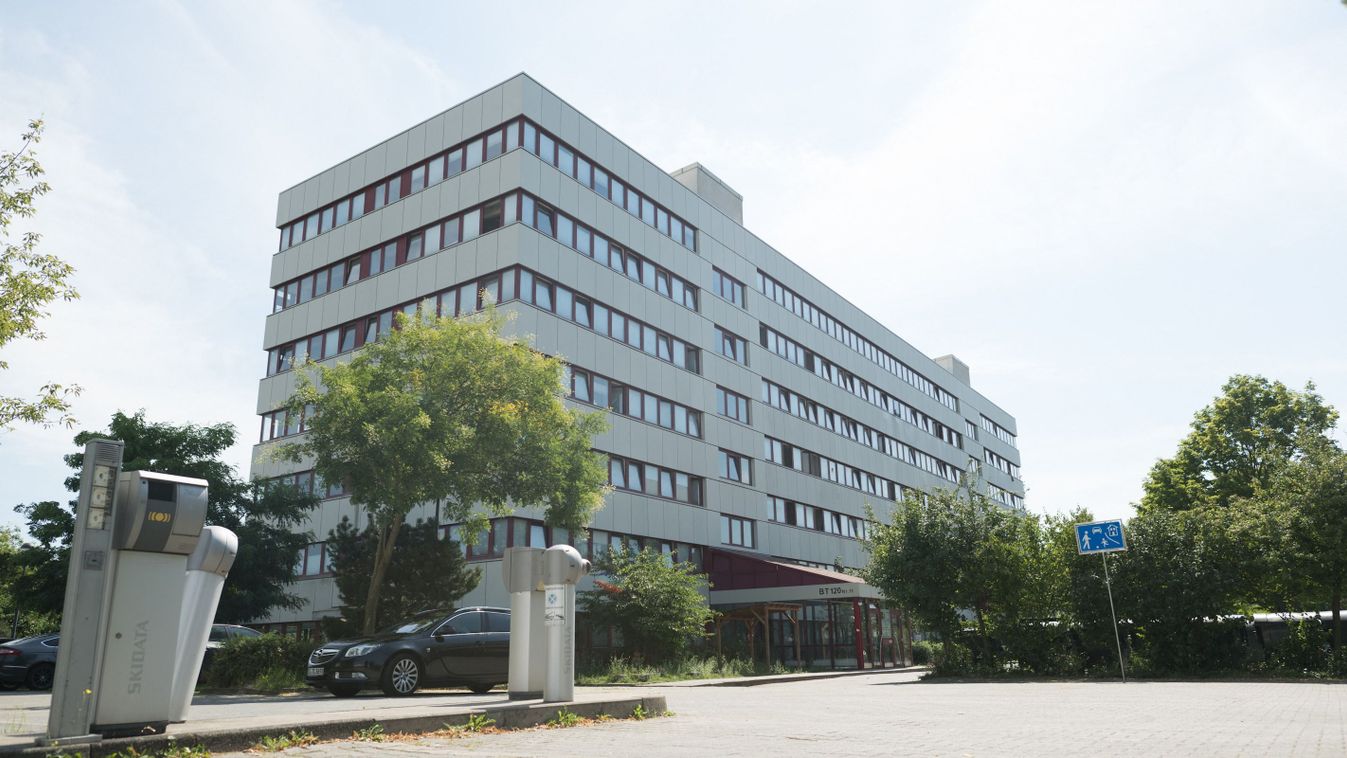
376,616 -> 442,636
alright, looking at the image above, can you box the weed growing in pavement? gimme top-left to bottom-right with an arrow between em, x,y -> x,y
252,729 -> 318,752
631,703 -> 648,720
105,742 -> 210,758
351,723 -> 386,742
465,714 -> 495,732
546,708 -> 581,728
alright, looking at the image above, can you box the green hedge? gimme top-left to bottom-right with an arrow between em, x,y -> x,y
201,633 -> 311,689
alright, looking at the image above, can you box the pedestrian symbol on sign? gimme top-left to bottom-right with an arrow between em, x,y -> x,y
1075,519 -> 1126,555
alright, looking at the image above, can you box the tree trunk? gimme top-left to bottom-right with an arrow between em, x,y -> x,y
361,518 -> 404,635
1333,577 -> 1342,651
976,599 -> 990,667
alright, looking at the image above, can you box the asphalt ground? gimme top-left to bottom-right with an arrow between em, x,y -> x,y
7,669 -> 1347,756
218,671 -> 1347,757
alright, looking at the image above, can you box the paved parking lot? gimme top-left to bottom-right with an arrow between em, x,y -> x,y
6,671 -> 1347,756
220,672 -> 1347,757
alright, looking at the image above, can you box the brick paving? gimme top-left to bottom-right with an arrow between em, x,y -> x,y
214,671 -> 1347,757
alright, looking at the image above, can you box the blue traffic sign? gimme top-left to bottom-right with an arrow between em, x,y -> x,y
1075,519 -> 1127,555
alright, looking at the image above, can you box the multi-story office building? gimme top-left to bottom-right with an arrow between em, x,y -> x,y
251,74 -> 1024,669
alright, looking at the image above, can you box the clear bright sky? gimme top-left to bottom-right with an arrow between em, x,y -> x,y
2,1 -> 1344,531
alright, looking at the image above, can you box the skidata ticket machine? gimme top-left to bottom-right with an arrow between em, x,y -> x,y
43,439 -> 238,745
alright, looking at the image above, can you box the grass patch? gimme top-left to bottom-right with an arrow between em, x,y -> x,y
546,708 -> 581,728
105,742 -> 210,758
251,729 -> 318,752
350,723 -> 385,742
464,713 -> 495,732
577,655 -> 803,684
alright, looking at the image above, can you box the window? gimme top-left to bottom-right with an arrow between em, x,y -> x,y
481,198 -> 504,233
608,454 -> 703,506
717,327 -> 748,365
712,269 -> 746,307
716,387 -> 750,424
485,611 -> 510,633
720,515 -> 755,548
719,449 -> 752,484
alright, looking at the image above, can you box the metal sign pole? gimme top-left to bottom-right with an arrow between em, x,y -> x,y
1101,553 -> 1126,683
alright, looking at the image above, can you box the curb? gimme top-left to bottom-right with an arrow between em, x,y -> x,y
693,665 -> 925,687
2,695 -> 665,757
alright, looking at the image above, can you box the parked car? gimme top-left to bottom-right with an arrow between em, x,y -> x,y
202,624 -> 262,668
0,633 -> 60,691
305,607 -> 509,697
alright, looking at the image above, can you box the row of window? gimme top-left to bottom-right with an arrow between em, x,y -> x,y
761,379 -> 962,484
712,268 -> 746,308
517,192 -> 698,310
719,449 -> 753,484
716,326 -> 749,366
268,469 -> 348,500
608,453 -> 705,506
757,271 -> 960,412
522,119 -> 698,252
259,404 -> 314,442
267,264 -> 701,379
981,415 -> 1018,449
763,437 -> 898,500
276,185 -> 705,321
442,517 -> 707,567
278,119 -> 519,252
266,265 -> 516,376
759,324 -> 963,449
765,495 -> 870,541
988,482 -> 1025,509
984,448 -> 1021,480
273,193 -> 512,312
519,268 -> 702,373
566,366 -> 702,438
716,386 -> 751,424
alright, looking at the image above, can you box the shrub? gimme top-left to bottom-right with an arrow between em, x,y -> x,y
1272,619 -> 1330,674
910,640 -> 936,666
201,633 -> 310,689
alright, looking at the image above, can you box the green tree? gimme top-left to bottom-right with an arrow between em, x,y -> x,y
280,308 -> 609,634
1,119 -> 80,432
1141,375 -> 1337,513
1046,509 -> 1120,669
864,488 -> 972,662
12,411 -> 318,623
579,546 -> 714,662
864,477 -> 1060,670
322,517 -> 481,636
1111,508 -> 1247,672
1248,441 -> 1347,648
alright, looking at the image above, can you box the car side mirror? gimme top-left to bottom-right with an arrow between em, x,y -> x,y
434,634 -> 445,642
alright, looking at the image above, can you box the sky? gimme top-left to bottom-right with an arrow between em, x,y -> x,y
1,1 -> 1344,532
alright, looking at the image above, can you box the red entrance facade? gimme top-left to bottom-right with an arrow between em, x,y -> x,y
705,548 -> 911,670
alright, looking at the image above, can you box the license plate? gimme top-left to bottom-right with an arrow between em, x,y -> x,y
307,666 -> 324,677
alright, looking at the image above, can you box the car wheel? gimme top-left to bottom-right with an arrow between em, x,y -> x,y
467,682 -> 494,694
27,664 -> 55,691
327,684 -> 361,698
381,654 -> 422,697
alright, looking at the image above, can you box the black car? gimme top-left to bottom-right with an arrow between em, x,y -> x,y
0,633 -> 59,691
305,607 -> 509,697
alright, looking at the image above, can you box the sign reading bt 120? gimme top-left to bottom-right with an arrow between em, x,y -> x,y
1075,519 -> 1126,555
